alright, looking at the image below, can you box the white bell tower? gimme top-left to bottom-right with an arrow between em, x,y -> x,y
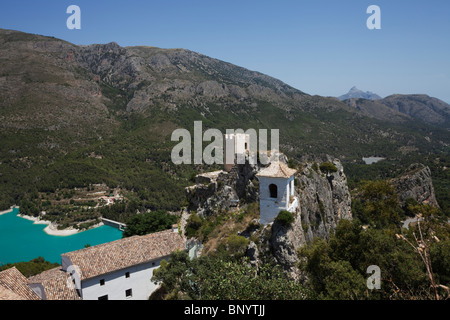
256,160 -> 298,225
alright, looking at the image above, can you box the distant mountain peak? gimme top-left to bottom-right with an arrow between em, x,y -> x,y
338,87 -> 382,101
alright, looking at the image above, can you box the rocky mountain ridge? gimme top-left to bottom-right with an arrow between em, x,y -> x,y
338,86 -> 382,101
1,28 -> 448,158
343,94 -> 450,127
0,28 -> 448,219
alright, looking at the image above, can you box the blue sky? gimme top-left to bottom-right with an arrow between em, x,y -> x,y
1,0 -> 450,102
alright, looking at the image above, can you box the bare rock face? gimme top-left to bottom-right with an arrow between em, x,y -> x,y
185,157 -> 353,279
266,159 -> 352,277
295,159 -> 352,242
185,162 -> 260,217
269,216 -> 307,279
391,163 -> 439,207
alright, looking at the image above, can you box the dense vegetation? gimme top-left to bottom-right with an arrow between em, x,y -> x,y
299,216 -> 449,300
152,181 -> 449,300
344,152 -> 450,216
0,257 -> 59,278
151,251 -> 311,300
122,210 -> 177,238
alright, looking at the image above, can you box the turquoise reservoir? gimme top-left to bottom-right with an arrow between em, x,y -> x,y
0,207 -> 122,265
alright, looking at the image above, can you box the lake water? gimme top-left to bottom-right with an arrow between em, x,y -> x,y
362,157 -> 386,165
0,207 -> 122,265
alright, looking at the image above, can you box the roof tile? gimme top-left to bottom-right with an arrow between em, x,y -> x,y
0,267 -> 40,300
256,161 -> 297,178
62,229 -> 185,280
28,267 -> 81,300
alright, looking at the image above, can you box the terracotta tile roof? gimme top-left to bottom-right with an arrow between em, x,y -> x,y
0,286 -> 25,300
256,161 -> 297,178
62,229 -> 185,281
28,267 -> 81,300
0,267 -> 40,300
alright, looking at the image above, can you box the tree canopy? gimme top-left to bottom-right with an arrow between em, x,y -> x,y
152,251 -> 311,300
122,210 -> 177,238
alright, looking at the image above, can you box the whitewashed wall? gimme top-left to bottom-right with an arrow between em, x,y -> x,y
258,175 -> 294,225
62,256 -> 165,300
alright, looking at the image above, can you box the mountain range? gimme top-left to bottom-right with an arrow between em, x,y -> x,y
338,87 -> 450,126
338,86 -> 383,101
0,28 -> 449,211
342,93 -> 450,126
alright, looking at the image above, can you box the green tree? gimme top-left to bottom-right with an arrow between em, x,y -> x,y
329,219 -> 363,269
0,257 -> 59,278
226,235 -> 249,258
322,260 -> 367,300
354,180 -> 402,228
299,218 -> 442,300
152,252 -> 311,300
298,238 -> 333,294
319,162 -> 338,175
19,198 -> 40,217
431,239 -> 450,286
152,250 -> 192,300
396,217 -> 450,300
123,210 -> 177,237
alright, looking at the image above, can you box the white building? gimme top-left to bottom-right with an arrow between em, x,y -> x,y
60,226 -> 185,300
0,226 -> 185,301
223,133 -> 251,171
256,160 -> 299,225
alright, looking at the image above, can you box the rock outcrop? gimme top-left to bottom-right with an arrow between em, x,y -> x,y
391,163 -> 439,208
296,159 -> 352,242
266,158 -> 352,277
185,162 -> 260,217
185,157 -> 353,278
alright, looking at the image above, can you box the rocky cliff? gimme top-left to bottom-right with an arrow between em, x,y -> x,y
185,161 -> 260,217
391,163 -> 439,208
266,158 -> 352,277
185,157 -> 353,278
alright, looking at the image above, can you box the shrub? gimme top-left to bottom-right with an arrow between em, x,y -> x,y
319,162 -> 338,175
276,210 -> 294,227
226,235 -> 249,257
185,212 -> 203,238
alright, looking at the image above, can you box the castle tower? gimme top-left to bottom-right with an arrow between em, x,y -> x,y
256,161 -> 298,225
223,133 -> 250,171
